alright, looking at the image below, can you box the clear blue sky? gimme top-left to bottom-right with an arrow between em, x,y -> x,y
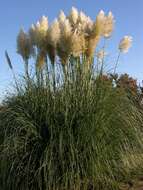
0,0 -> 143,98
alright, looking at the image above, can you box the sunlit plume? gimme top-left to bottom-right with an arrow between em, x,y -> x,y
29,24 -> 37,45
17,28 -> 34,60
84,11 -> 104,58
93,10 -> 105,37
47,19 -> 61,62
38,15 -> 49,32
93,10 -> 114,38
84,17 -> 94,34
70,32 -> 86,57
78,11 -> 93,35
30,16 -> 48,48
47,19 -> 61,48
79,11 -> 88,24
57,19 -> 72,64
85,35 -> 100,58
58,10 -> 66,25
69,7 -> 79,25
96,50 -> 107,60
119,36 -> 133,53
103,11 -> 114,38
61,18 -> 72,36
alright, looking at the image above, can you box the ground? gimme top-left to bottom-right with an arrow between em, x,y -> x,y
120,178 -> 143,190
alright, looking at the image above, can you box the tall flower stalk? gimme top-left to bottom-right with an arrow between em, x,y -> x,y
17,28 -> 34,81
113,51 -> 121,75
114,36 -> 132,74
5,51 -> 19,92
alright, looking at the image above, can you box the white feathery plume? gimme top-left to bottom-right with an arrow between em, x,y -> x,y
38,15 -> 48,32
58,10 -> 66,24
93,10 -> 114,38
61,18 -> 72,36
79,11 -> 88,23
30,16 -> 48,48
57,18 -> 73,64
69,7 -> 79,24
119,36 -> 133,53
47,19 -> 61,47
96,50 -> 107,60
70,32 -> 86,57
29,24 -> 36,45
93,10 -> 105,36
17,28 -> 33,60
103,11 -> 114,38
83,16 -> 94,34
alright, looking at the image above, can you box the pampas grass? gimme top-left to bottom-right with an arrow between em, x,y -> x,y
0,7 -> 141,190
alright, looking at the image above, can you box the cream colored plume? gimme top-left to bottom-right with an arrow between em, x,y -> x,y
119,36 -> 132,53
29,24 -> 36,45
30,16 -> 48,48
103,11 -> 114,38
69,7 -> 79,25
46,19 -> 61,63
84,11 -> 103,58
93,10 -> 105,37
38,16 -> 48,32
78,11 -> 93,35
60,18 -> 72,37
96,50 -> 107,60
93,10 -> 114,38
47,19 -> 61,48
57,19 -> 72,64
17,28 -> 33,60
58,10 -> 66,24
86,35 -> 100,58
84,16 -> 94,33
79,11 -> 88,24
70,32 -> 86,57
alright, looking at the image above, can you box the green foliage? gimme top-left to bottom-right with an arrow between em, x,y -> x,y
0,62 -> 143,190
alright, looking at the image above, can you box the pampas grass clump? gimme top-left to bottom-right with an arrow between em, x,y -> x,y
0,7 -> 142,190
